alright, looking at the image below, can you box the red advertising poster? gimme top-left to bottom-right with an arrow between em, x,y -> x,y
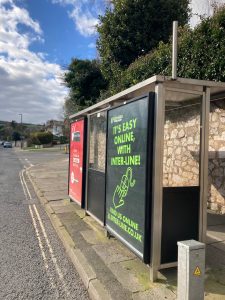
69,119 -> 85,206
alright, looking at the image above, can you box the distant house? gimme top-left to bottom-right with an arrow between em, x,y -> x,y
190,0 -> 225,27
46,120 -> 64,137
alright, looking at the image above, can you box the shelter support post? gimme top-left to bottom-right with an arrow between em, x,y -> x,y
85,114 -> 90,213
199,87 -> 210,243
150,83 -> 165,281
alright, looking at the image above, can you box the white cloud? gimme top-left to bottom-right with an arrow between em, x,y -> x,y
0,1 -> 68,124
88,42 -> 96,48
69,7 -> 98,37
52,0 -> 108,37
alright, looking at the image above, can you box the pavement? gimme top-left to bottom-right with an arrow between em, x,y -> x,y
26,151 -> 225,300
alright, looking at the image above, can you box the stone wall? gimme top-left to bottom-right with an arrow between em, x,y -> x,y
163,99 -> 225,214
163,100 -> 201,187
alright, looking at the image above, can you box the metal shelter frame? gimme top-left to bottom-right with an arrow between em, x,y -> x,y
69,75 -> 225,281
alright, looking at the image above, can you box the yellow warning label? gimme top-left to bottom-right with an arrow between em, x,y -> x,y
193,266 -> 201,276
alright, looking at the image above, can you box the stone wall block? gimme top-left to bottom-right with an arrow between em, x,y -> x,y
212,113 -> 218,122
175,147 -> 182,155
209,202 -> 218,211
214,177 -> 223,189
192,167 -> 199,175
175,160 -> 182,167
178,129 -> 185,138
171,129 -> 178,139
220,113 -> 225,123
187,137 -> 194,145
187,145 -> 196,152
212,168 -> 224,177
208,162 -> 214,172
183,171 -> 193,179
211,122 -> 219,128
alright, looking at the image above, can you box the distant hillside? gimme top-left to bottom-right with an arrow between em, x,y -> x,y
0,120 -> 45,140
0,120 -> 43,127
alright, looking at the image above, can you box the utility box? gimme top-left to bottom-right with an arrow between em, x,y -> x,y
177,240 -> 205,300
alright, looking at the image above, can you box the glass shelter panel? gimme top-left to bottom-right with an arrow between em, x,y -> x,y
163,92 -> 202,187
89,111 -> 107,172
161,89 -> 203,265
87,110 -> 107,223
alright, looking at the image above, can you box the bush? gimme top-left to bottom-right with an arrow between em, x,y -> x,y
30,131 -> 53,145
102,6 -> 225,95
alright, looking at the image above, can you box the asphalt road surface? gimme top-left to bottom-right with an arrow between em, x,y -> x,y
0,147 -> 89,300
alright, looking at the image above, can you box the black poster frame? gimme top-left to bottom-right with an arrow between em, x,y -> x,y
86,110 -> 107,224
68,117 -> 87,209
105,93 -> 155,263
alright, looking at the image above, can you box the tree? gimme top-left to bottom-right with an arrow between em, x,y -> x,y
11,120 -> 17,129
12,131 -> 21,141
64,59 -> 108,117
97,0 -> 190,81
30,131 -> 53,145
110,5 -> 225,91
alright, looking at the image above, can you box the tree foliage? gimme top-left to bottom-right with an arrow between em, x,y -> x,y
105,6 -> 225,93
30,131 -> 53,145
64,59 -> 108,117
12,131 -> 21,141
97,0 -> 190,81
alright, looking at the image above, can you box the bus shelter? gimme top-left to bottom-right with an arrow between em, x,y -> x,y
69,75 -> 225,281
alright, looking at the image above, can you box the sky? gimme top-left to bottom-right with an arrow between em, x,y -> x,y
0,0 -> 108,124
0,0 -> 225,124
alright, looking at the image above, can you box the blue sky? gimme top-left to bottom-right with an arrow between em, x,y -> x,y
25,0 -> 103,65
0,0 -> 107,123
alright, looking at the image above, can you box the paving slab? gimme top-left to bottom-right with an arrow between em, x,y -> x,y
52,205 -> 77,214
93,242 -> 136,265
81,230 -> 109,245
44,191 -> 68,201
132,287 -> 176,300
206,245 -> 225,268
205,272 -> 225,299
109,261 -> 146,293
208,225 -> 225,242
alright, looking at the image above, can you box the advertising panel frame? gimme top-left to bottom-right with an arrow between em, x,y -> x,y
68,117 -> 87,208
85,108 -> 108,225
105,93 -> 155,263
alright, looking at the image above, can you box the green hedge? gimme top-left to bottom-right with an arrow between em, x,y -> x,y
104,6 -> 225,95
30,131 -> 53,145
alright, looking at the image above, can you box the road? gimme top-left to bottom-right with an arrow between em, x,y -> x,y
0,147 -> 89,300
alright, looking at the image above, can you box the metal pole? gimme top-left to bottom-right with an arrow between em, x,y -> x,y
172,21 -> 178,80
199,87 -> 210,243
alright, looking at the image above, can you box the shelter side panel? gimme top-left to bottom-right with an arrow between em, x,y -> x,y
161,186 -> 200,264
87,169 -> 105,222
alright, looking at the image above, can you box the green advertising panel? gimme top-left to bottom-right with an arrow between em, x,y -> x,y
106,95 -> 152,259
